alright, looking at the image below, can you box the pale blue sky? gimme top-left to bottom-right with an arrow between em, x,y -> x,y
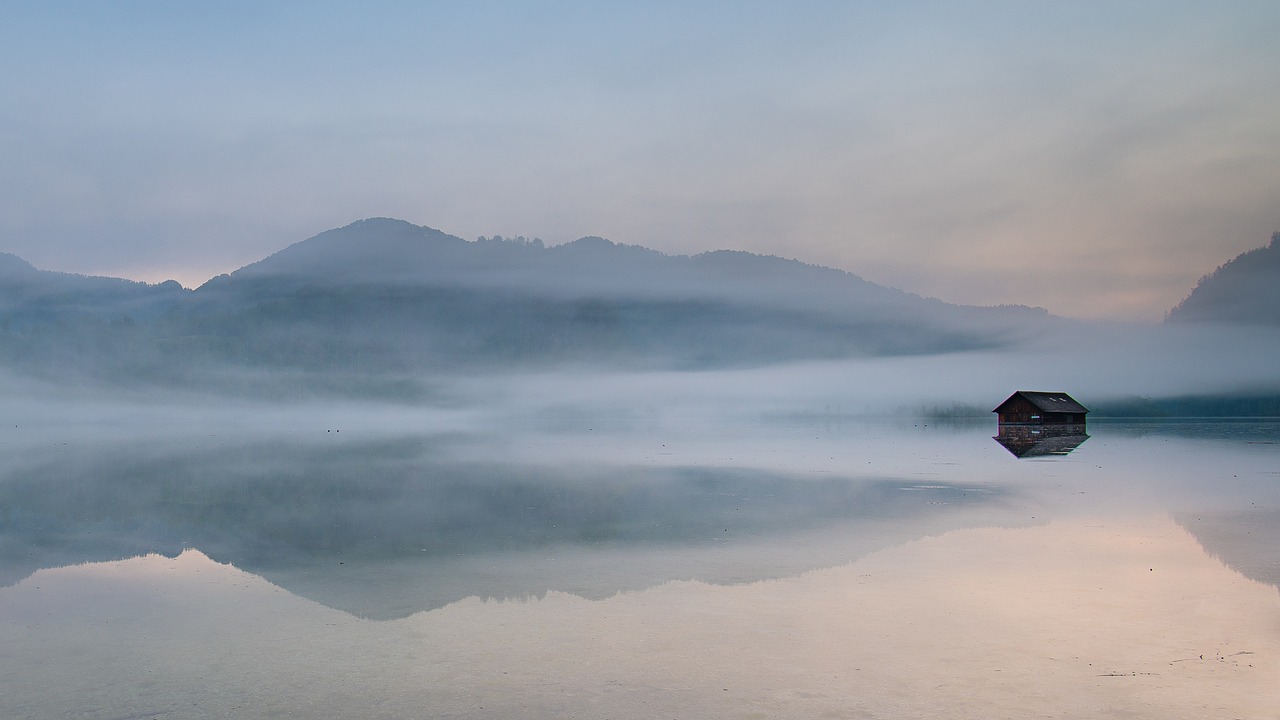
2,1 -> 1278,319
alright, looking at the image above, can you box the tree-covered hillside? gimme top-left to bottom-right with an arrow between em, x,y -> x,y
1167,232 -> 1280,325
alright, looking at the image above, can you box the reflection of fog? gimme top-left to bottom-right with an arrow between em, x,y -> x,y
0,434 -> 1021,618
4,411 -> 1278,618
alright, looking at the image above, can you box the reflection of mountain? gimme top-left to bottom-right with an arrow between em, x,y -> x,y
1176,511 -> 1280,591
0,435 -> 1020,618
0,218 -> 1055,387
1167,232 -> 1280,325
993,425 -> 1089,458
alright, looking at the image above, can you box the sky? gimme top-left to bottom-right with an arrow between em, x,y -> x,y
2,1 -> 1278,321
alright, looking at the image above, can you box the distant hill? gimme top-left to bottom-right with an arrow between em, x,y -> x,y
187,218 -> 1054,371
0,251 -> 181,310
0,252 -> 38,278
0,218 -> 1057,391
1167,232 -> 1280,324
0,254 -> 187,378
215,218 -> 984,312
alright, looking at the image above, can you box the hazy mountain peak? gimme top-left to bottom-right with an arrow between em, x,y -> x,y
1167,232 -> 1280,325
563,235 -> 616,248
0,250 -> 181,293
206,218 -> 972,315
0,252 -> 38,277
152,279 -> 188,293
552,235 -> 669,263
229,218 -> 469,282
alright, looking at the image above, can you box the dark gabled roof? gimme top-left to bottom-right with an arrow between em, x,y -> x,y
994,391 -> 1089,414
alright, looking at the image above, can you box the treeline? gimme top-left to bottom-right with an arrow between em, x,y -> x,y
1090,393 -> 1280,418
916,394 -> 1280,420
0,278 -> 1009,395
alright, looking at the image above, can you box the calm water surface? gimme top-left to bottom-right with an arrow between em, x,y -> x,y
2,412 -> 1278,719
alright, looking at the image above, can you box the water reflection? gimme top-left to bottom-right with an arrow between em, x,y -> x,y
0,434 -> 1020,618
4,516 -> 1278,719
3,417 -> 1279,719
1175,509 -> 1280,589
993,424 -> 1089,457
1092,417 -> 1280,441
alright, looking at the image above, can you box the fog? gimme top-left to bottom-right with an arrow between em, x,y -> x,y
4,333 -> 1278,623
4,314 -> 1279,428
454,322 -> 1280,421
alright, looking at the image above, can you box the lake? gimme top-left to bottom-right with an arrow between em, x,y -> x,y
2,406 -> 1278,719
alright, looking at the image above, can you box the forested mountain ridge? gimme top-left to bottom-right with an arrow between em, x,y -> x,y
0,250 -> 183,310
188,218 -> 1060,371
1167,232 -> 1280,325
1,218 -> 1057,390
217,217 -> 953,313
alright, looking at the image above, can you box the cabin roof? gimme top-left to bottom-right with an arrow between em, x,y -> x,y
994,391 -> 1089,415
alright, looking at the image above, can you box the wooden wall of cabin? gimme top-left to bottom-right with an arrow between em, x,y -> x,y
996,396 -> 1039,424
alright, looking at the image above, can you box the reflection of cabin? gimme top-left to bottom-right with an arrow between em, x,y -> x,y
993,391 -> 1088,426
993,424 -> 1089,458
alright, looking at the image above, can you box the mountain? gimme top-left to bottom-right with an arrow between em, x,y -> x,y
214,217 -> 960,311
184,218 -> 1054,371
0,218 -> 1057,389
0,254 -> 187,378
0,251 -> 183,311
1166,232 -> 1280,324
0,252 -> 38,278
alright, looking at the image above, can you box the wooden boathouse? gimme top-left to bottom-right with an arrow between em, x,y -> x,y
993,391 -> 1089,426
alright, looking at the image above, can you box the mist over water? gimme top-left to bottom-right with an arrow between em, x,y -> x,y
6,313 -> 1279,426
3,377 -> 1279,718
